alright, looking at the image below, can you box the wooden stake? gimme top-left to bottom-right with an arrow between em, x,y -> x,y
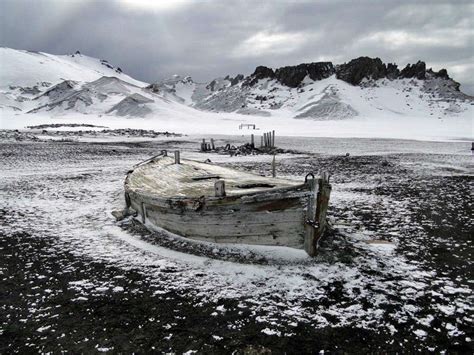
304,178 -> 319,256
272,130 -> 275,148
214,180 -> 226,197
211,138 -> 215,150
174,150 -> 180,164
260,136 -> 263,147
271,155 -> 276,177
250,134 -> 254,148
314,172 -> 332,250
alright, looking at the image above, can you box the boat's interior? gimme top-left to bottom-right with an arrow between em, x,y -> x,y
126,156 -> 302,198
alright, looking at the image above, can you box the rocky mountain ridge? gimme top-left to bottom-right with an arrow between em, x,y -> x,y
0,48 -> 471,122
150,56 -> 470,120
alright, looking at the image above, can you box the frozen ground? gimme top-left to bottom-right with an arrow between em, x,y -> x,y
0,133 -> 473,352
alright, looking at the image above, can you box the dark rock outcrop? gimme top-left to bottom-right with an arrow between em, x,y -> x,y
146,83 -> 160,93
400,61 -> 426,80
275,62 -> 335,87
253,66 -> 275,79
244,66 -> 275,86
230,74 -> 244,86
335,57 -> 387,85
386,63 -> 400,79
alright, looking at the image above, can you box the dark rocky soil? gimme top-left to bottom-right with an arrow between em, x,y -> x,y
0,137 -> 472,353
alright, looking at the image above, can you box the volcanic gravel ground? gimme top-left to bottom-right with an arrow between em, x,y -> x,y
0,138 -> 472,353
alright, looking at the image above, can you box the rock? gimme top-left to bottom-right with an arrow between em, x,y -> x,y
386,63 -> 400,79
146,83 -> 160,93
400,61 -> 426,80
275,62 -> 335,87
253,65 -> 275,79
336,57 -> 387,85
244,66 -> 275,86
230,74 -> 244,86
112,209 -> 127,221
434,68 -> 449,79
207,79 -> 216,91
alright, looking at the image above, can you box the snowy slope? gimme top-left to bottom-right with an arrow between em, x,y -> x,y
0,48 -> 146,89
0,48 -> 472,140
151,58 -> 472,123
0,48 -> 201,119
159,74 -> 472,122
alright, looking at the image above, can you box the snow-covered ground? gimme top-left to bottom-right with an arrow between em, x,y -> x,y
1,110 -> 472,141
1,135 -> 472,352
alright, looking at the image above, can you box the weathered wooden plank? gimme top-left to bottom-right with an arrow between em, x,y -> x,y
214,180 -> 226,197
149,216 -> 304,239
145,204 -> 304,224
314,176 -> 331,248
304,178 -> 319,256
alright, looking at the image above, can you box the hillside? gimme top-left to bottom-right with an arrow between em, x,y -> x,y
0,48 -> 471,140
0,47 -> 198,119
151,57 -> 472,121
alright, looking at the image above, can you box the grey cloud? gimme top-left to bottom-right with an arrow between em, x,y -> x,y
0,0 -> 472,94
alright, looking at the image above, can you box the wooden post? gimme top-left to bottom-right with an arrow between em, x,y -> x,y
141,202 -> 146,223
214,180 -> 226,197
201,138 -> 206,152
314,172 -> 331,250
211,138 -> 215,150
304,178 -> 319,256
271,155 -> 276,177
174,150 -> 180,164
260,136 -> 263,147
250,134 -> 254,148
272,130 -> 275,148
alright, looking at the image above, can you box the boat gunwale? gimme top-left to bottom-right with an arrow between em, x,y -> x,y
125,180 -> 313,206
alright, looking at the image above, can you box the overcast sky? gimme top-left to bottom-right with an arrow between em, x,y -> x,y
1,0 -> 473,93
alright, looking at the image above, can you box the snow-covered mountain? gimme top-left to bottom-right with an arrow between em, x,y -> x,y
0,47 -> 198,118
0,47 -> 472,140
150,58 -> 472,121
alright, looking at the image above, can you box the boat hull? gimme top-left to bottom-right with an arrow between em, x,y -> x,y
123,155 -> 331,256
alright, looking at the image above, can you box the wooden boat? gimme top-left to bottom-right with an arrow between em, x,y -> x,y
123,151 -> 331,256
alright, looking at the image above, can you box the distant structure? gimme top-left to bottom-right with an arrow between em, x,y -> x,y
239,123 -> 256,130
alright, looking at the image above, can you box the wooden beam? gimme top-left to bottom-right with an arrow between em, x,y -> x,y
314,172 -> 331,249
174,150 -> 180,164
304,178 -> 319,256
214,180 -> 226,197
272,155 -> 276,178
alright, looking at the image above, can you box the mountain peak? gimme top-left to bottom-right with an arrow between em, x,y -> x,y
242,57 -> 460,90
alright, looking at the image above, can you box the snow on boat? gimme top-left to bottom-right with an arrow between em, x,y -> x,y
123,151 -> 331,256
